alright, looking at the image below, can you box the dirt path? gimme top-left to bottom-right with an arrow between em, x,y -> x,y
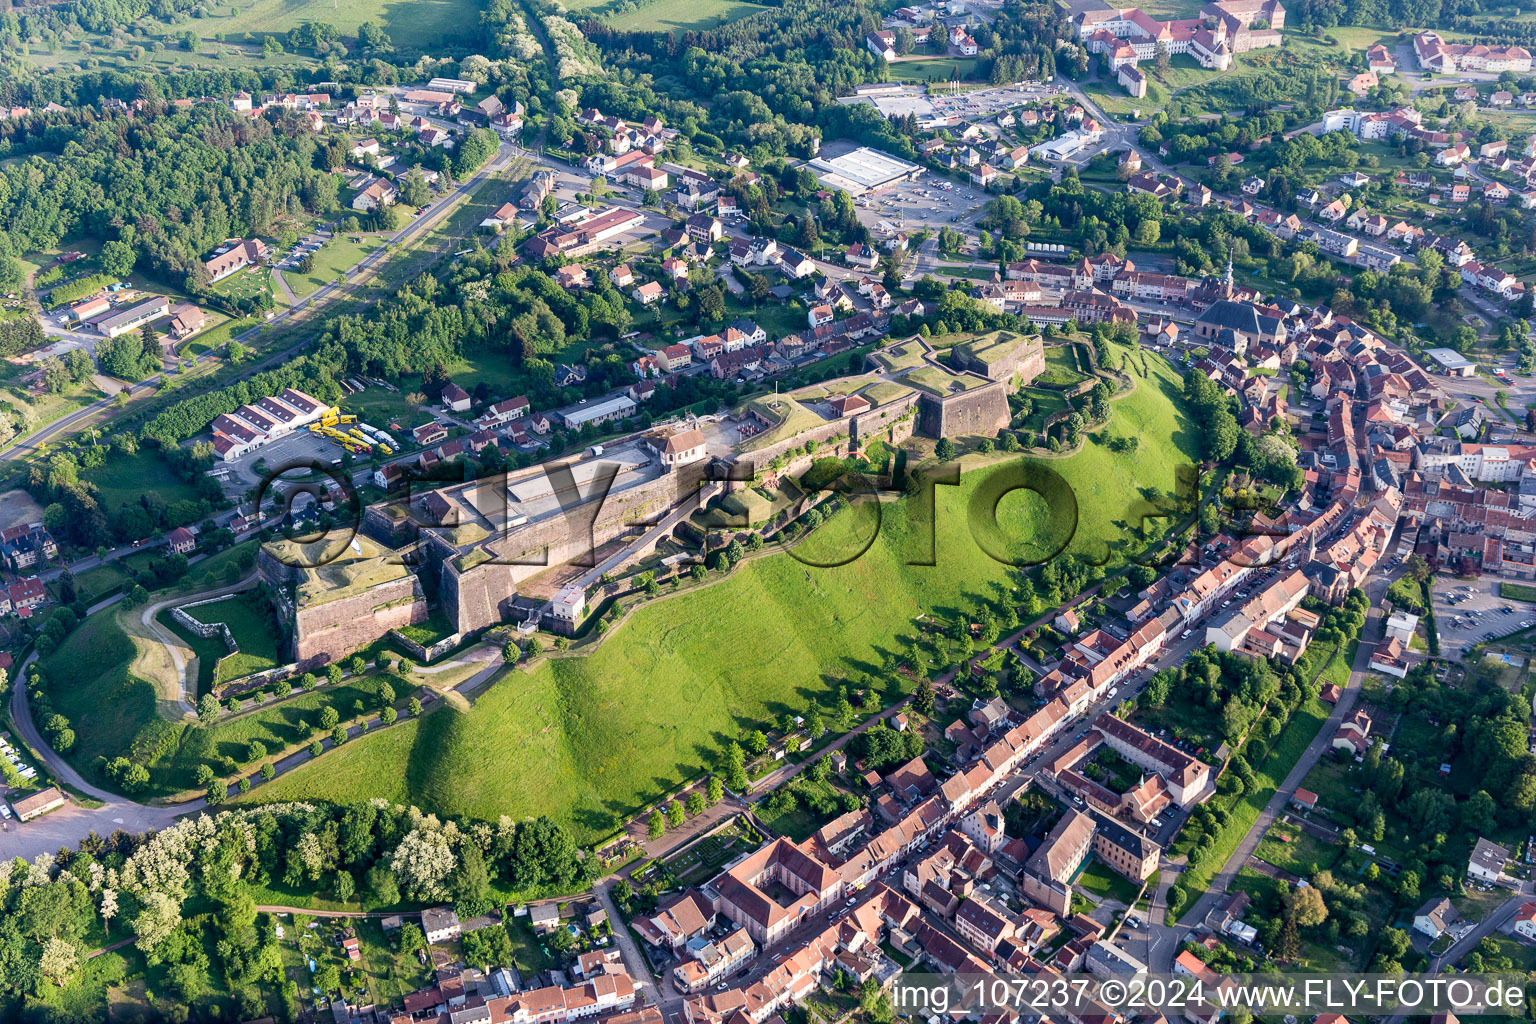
134,575 -> 260,717
256,906 -> 414,919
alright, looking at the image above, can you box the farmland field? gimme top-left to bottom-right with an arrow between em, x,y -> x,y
250,347 -> 1201,842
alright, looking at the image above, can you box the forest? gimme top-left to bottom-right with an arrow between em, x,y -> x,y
0,802 -> 591,1022
0,106 -> 345,295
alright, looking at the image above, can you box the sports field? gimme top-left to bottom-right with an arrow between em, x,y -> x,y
251,348 -> 1199,841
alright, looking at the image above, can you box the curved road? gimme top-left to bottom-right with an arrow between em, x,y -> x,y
0,136 -> 519,469
138,575 -> 261,717
0,635 -> 506,862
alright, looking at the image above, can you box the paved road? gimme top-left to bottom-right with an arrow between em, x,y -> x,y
137,575 -> 261,717
1168,572 -> 1390,956
0,635 -> 507,862
256,905 -> 416,919
593,882 -> 667,1011
0,136 -> 519,469
1381,892 -> 1531,1024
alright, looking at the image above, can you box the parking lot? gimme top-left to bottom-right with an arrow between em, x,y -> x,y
223,427 -> 360,489
1431,576 -> 1536,653
927,81 -> 1070,122
855,175 -> 989,232
277,231 -> 329,270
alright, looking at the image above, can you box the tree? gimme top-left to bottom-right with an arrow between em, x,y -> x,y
100,240 -> 135,277
369,864 -> 401,906
1288,885 -> 1328,928
647,809 -> 666,839
333,870 -> 355,903
313,962 -> 340,994
207,779 -> 228,804
548,927 -> 576,955
332,724 -> 348,747
912,676 -> 935,714
197,693 -> 221,725
397,921 -> 425,955
463,923 -> 514,970
860,978 -> 895,1024
722,742 -> 748,792
934,436 -> 956,461
451,843 -> 494,918
707,776 -> 724,805
38,937 -> 78,987
400,167 -> 431,208
686,789 -> 706,816
667,801 -> 685,827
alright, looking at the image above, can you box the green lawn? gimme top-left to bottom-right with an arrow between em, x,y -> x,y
38,607 -> 182,777
355,919 -> 432,1011
184,591 -> 285,683
39,600 -> 405,798
164,671 -> 402,795
170,0 -> 482,48
605,0 -> 763,31
1500,582 -> 1536,603
1253,820 -> 1341,876
1175,689 -> 1339,917
888,58 -> 984,84
80,448 -> 205,513
1037,344 -> 1089,387
157,607 -> 231,696
247,349 -> 1202,843
1075,858 -> 1143,904
282,235 -> 386,300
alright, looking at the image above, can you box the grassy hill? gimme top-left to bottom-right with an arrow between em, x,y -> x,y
247,347 -> 1200,842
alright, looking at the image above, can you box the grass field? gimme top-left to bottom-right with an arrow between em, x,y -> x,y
249,348 -> 1201,842
604,0 -> 763,32
79,447 -> 205,513
157,608 -> 230,696
1075,858 -> 1143,904
888,57 -> 984,83
186,591 -> 285,683
1176,689 -> 1340,916
39,608 -> 182,778
41,600 -> 403,798
1501,582 -> 1536,603
1253,819 -> 1340,875
282,235 -> 385,300
172,0 -> 483,47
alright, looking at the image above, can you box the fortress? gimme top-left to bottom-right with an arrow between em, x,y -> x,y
1076,0 -> 1284,72
259,332 -> 1046,667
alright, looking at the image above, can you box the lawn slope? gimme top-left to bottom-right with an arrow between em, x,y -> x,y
252,349 -> 1200,841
